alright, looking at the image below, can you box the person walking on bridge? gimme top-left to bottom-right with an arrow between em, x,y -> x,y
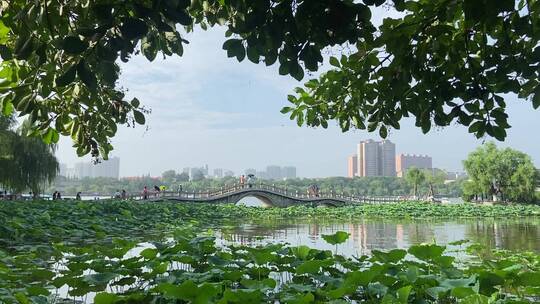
143,186 -> 148,200
247,174 -> 256,188
307,184 -> 320,197
239,175 -> 246,188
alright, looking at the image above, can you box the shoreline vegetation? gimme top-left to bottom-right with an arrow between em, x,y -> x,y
44,175 -> 467,199
1,200 -> 540,303
1,200 -> 539,251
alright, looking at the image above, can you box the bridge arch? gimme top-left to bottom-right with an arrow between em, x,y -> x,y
234,192 -> 274,208
151,183 -> 405,207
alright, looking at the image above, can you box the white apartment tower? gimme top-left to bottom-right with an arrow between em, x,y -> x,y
354,139 -> 396,177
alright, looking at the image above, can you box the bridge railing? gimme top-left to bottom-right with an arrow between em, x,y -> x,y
127,183 -> 408,204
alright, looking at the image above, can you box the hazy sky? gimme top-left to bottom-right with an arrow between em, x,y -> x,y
56,26 -> 540,178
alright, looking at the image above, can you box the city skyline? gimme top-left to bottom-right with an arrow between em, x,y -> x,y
358,139 -> 396,177
347,139 -> 396,177
182,164 -> 298,180
349,139 -> 396,178
256,165 -> 297,180
56,132 -> 540,179
347,141 -> 476,181
53,28 -> 540,178
60,157 -> 120,180
396,154 -> 433,178
348,140 -> 442,178
60,163 -> 299,180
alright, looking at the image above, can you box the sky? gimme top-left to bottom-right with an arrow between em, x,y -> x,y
56,26 -> 540,178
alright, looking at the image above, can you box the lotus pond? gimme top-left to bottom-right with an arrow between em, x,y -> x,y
1,200 -> 540,303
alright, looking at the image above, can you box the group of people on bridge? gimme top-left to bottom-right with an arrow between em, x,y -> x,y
137,176 -> 321,201
1,181 -> 322,201
142,185 -> 167,200
239,174 -> 256,188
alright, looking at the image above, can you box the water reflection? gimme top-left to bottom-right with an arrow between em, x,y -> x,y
217,218 -> 540,256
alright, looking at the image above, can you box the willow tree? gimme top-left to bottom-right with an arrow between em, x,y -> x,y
405,167 -> 425,198
0,115 -> 16,188
0,116 -> 58,196
424,169 -> 447,198
463,143 -> 537,203
0,0 -> 538,158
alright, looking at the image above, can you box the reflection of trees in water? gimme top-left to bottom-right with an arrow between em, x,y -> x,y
465,220 -> 540,252
405,222 -> 436,245
222,221 -> 362,246
365,222 -> 398,249
345,221 -> 400,254
218,218 -> 540,253
309,223 -> 319,238
220,219 -> 299,245
305,221 -> 400,254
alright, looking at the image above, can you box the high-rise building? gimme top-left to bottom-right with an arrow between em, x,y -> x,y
74,162 -> 88,179
257,171 -> 268,179
59,163 -> 68,177
213,168 -> 223,178
224,170 -> 234,177
395,154 -> 432,177
93,157 -> 120,179
202,164 -> 209,176
59,163 -> 76,178
266,165 -> 282,180
347,154 -> 358,178
354,139 -> 396,177
357,139 -> 379,177
282,166 -> 297,179
182,165 -> 209,180
188,167 -> 203,180
379,140 -> 396,177
73,157 -> 120,179
241,165 -> 299,180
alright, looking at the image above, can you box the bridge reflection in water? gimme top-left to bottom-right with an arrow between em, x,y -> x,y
141,183 -> 406,207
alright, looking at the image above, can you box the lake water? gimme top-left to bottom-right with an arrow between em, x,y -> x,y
215,217 -> 540,255
53,214 -> 540,303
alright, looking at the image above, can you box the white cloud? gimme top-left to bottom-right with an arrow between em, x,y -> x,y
56,25 -> 540,178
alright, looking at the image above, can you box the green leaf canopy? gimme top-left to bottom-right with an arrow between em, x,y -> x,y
0,0 -> 538,158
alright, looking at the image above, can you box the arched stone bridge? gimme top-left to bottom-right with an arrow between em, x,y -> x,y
144,183 -> 405,207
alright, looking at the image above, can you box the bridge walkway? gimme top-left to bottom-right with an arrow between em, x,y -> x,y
129,183 -> 406,206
